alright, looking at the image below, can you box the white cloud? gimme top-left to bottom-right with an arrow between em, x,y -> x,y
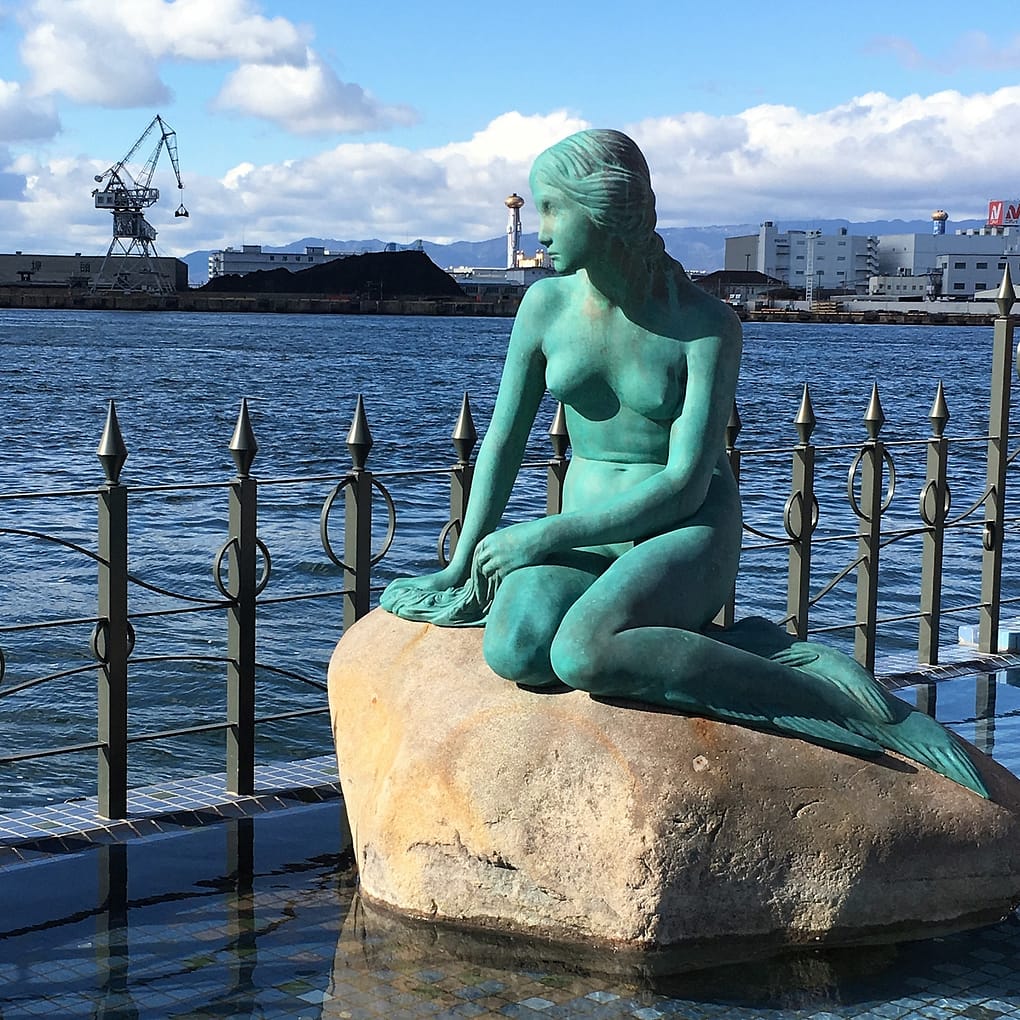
16,0 -> 367,129
630,86 -> 1020,224
126,0 -> 307,64
5,92 -> 1020,262
0,79 -> 59,141
21,0 -> 307,97
427,111 -> 590,167
214,49 -> 417,134
201,112 -> 594,246
21,15 -> 171,106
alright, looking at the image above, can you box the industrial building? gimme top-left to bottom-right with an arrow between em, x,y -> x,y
0,252 -> 188,291
208,244 -> 349,280
726,208 -> 1020,300
875,218 -> 1020,298
725,223 -> 879,298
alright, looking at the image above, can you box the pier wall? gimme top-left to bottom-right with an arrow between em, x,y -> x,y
0,285 -> 1004,324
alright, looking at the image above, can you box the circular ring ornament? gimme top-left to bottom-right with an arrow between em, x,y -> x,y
90,619 -> 137,664
918,480 -> 953,527
212,536 -> 272,599
782,491 -> 820,541
319,476 -> 397,570
846,448 -> 897,521
436,518 -> 463,567
983,521 -> 997,551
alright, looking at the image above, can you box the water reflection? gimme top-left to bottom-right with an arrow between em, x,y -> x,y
95,842 -> 135,1019
329,889 -> 1020,1016
2,797 -> 1020,1017
911,667 -> 1020,771
0,803 -> 352,1018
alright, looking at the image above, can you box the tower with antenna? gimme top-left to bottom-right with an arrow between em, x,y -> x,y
505,193 -> 524,269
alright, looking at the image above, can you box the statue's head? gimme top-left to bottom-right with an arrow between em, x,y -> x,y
529,129 -> 658,248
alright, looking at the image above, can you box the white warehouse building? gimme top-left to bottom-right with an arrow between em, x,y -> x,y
877,226 -> 1020,298
725,222 -> 879,296
208,244 -> 348,280
727,213 -> 1020,300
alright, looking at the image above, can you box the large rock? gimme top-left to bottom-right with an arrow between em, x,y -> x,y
328,609 -> 1020,966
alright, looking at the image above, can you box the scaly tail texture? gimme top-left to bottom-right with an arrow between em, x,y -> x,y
706,618 -> 990,799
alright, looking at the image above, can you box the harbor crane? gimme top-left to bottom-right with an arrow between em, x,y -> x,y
90,114 -> 189,294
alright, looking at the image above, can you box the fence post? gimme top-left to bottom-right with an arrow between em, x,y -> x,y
979,268 -> 1016,652
344,395 -> 374,630
449,393 -> 477,558
785,385 -> 817,640
96,401 -> 129,819
547,402 -> 569,515
712,401 -> 742,628
226,399 -> 258,796
918,382 -> 950,665
853,384 -> 886,672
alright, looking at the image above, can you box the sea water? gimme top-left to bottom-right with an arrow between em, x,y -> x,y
0,309 -> 1017,809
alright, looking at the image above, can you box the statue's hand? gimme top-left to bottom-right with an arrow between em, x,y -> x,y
381,565 -> 463,606
381,565 -> 493,626
472,519 -> 551,583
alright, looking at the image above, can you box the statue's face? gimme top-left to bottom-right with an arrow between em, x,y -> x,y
532,177 -> 600,275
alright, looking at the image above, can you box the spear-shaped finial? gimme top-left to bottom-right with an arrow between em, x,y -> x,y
864,383 -> 885,441
229,398 -> 258,477
96,400 -> 128,484
346,394 -> 373,470
794,383 -> 816,445
725,400 -> 742,450
549,402 -> 570,459
451,392 -> 477,465
996,264 -> 1016,318
929,381 -> 950,439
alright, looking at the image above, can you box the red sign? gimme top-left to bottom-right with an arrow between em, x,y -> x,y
988,200 -> 1020,226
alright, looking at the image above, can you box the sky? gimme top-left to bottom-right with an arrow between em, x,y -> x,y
2,0 -> 1020,261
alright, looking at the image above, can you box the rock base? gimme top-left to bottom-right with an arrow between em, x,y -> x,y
327,609 -> 1020,960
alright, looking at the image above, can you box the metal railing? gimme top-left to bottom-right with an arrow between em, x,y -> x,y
0,294 -> 1017,818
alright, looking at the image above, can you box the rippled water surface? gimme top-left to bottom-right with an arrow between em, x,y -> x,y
1,309 -> 1017,808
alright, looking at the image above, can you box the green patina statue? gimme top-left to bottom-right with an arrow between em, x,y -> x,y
382,128 -> 987,798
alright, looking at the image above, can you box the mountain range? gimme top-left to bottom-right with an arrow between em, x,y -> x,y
181,217 -> 987,285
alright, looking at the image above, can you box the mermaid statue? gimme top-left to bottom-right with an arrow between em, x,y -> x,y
382,128 -> 987,799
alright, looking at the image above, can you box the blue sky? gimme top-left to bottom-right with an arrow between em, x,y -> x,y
2,0 -> 1020,264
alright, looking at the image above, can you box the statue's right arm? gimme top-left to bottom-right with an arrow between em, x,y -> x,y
385,285 -> 551,596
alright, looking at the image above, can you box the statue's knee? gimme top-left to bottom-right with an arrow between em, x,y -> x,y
549,628 -> 606,695
483,611 -> 554,683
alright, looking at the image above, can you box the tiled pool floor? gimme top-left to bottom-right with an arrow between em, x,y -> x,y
4,665 -> 1020,1019
2,779 -> 1020,1019
1,793 -> 1019,1020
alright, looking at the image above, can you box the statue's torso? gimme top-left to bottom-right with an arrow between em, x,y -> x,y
533,269 -> 739,556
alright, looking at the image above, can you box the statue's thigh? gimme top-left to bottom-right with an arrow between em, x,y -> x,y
577,524 -> 738,632
484,562 -> 603,684
489,561 -> 601,637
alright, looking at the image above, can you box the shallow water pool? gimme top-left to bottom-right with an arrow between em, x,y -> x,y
3,672 -> 1020,1019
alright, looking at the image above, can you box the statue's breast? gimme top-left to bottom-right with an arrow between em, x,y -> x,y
614,357 -> 685,421
545,354 -> 620,421
544,319 -> 687,424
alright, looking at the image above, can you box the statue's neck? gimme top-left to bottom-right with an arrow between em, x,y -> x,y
583,243 -> 674,311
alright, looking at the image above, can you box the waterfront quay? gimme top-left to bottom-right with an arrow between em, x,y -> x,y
0,284 -> 522,316
742,303 -> 999,326
0,284 -> 1005,324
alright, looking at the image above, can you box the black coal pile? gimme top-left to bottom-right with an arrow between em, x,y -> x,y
200,250 -> 464,298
